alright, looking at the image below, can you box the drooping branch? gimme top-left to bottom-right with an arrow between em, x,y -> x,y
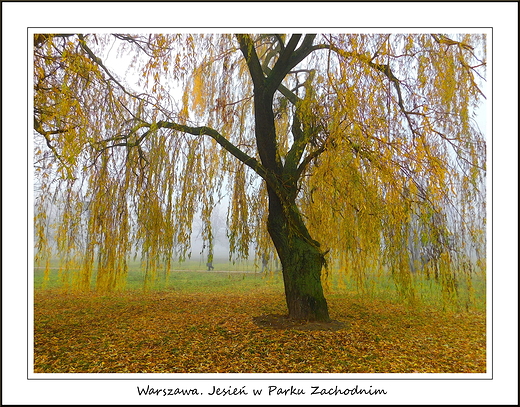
33,116 -> 75,175
77,34 -> 281,189
34,34 -> 75,48
319,42 -> 424,141
152,120 -> 298,212
431,34 -> 474,51
430,34 -> 487,100
77,34 -> 159,108
154,121 -> 269,181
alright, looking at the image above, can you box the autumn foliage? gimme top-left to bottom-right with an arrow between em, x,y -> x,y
34,276 -> 486,373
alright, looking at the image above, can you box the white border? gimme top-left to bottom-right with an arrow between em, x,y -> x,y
3,1 -> 518,405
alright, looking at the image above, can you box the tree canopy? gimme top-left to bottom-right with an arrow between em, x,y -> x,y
34,33 -> 486,312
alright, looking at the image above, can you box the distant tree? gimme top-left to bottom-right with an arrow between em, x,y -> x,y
34,33 -> 486,321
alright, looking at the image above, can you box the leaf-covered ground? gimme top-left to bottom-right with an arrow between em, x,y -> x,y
34,287 -> 486,373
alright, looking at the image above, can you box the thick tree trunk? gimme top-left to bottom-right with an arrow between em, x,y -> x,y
267,188 -> 330,322
242,55 -> 330,321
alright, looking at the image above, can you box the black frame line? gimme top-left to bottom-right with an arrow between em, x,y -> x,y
28,26 -> 493,381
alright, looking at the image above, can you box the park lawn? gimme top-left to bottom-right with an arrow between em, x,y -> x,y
33,270 -> 486,374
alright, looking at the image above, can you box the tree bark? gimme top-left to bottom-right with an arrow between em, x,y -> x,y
266,187 -> 330,322
254,92 -> 330,322
236,34 -> 330,322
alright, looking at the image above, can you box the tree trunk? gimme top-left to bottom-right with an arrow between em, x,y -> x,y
267,187 -> 330,322
247,71 -> 330,322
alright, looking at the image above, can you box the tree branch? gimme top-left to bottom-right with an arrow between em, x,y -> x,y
266,34 -> 318,95
262,65 -> 300,105
320,42 -> 424,141
77,34 -> 151,104
431,34 -> 474,51
235,34 -> 265,89
274,34 -> 286,52
155,121 -> 269,180
34,34 -> 75,48
33,116 -> 74,176
267,34 -> 302,89
263,59 -> 326,178
296,143 -> 326,179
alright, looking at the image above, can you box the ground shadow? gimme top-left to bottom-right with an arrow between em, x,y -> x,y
253,314 -> 348,331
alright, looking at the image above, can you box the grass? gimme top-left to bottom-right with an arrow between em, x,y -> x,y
34,258 -> 486,312
326,270 -> 486,312
34,259 -> 282,293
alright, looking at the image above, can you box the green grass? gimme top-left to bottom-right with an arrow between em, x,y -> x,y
326,270 -> 486,312
34,258 -> 285,294
34,258 -> 486,313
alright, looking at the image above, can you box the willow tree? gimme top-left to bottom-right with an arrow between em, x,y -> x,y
34,33 -> 486,321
